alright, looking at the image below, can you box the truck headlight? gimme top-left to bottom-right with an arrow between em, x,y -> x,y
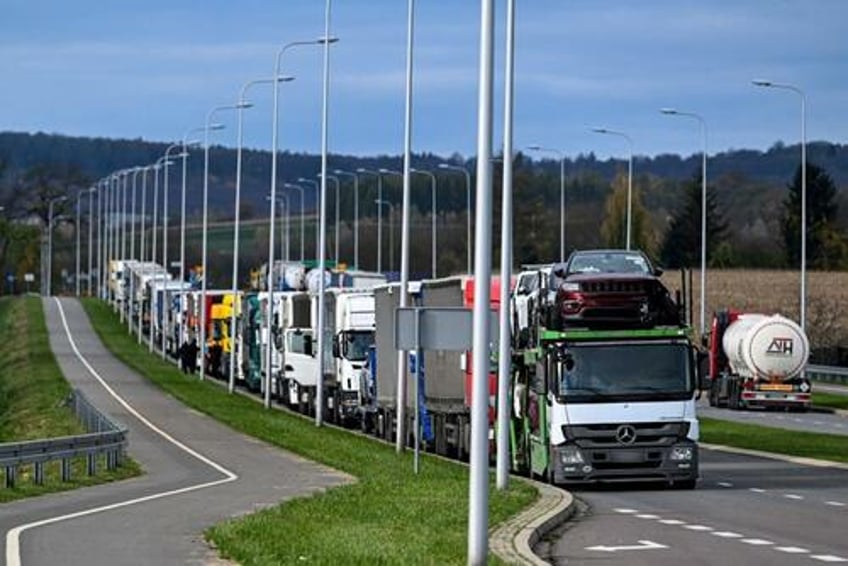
670,445 -> 693,461
560,446 -> 584,465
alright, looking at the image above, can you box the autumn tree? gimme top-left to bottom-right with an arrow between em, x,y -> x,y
600,171 -> 654,254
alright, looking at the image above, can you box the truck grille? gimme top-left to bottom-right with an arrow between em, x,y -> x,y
563,422 -> 686,448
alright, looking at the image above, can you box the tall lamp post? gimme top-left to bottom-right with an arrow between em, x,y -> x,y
318,173 -> 340,265
128,167 -> 142,333
355,169 -> 382,271
527,146 -> 565,260
437,163 -> 472,273
284,183 -> 307,262
661,108 -> 708,337
200,104 -> 246,379
410,168 -> 438,277
76,190 -> 84,296
592,128 -> 634,250
378,169 -> 403,275
374,199 -> 396,271
333,169 -> 360,268
160,144 -> 184,358
297,177 -> 321,260
753,79 -> 807,332
47,195 -> 68,296
268,35 -> 337,413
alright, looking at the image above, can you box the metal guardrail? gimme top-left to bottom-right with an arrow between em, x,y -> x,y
1,389 -> 128,488
808,364 -> 848,386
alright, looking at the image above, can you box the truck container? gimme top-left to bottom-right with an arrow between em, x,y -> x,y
707,310 -> 810,410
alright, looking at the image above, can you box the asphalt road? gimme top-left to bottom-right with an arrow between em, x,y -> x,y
0,298 -> 349,566
697,397 -> 848,436
540,448 -> 848,565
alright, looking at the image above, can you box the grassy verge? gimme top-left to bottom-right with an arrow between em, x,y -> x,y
812,392 -> 848,411
0,297 -> 141,504
82,298 -> 537,564
700,417 -> 848,464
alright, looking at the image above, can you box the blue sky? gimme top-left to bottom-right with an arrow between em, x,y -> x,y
1,1 -> 845,160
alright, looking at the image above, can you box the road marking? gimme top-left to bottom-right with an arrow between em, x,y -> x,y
717,481 -> 733,488
712,532 -> 744,538
742,539 -> 774,546
826,501 -> 846,507
5,299 -> 239,566
784,494 -> 804,500
775,546 -> 810,554
684,525 -> 713,532
614,508 -> 638,514
811,555 -> 848,563
749,488 -> 766,493
659,519 -> 686,525
585,540 -> 668,553
636,514 -> 660,519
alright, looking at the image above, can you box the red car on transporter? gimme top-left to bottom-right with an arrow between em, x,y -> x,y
547,249 -> 682,329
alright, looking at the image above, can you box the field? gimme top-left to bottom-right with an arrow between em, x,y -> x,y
661,269 -> 848,360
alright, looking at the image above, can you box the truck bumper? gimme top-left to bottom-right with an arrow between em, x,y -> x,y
551,440 -> 698,485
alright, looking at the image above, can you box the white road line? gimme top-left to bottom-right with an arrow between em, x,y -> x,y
614,508 -> 639,514
749,488 -> 766,493
659,519 -> 686,525
636,514 -> 660,520
717,481 -> 733,488
5,298 -> 239,566
784,494 -> 804,500
826,501 -> 846,507
775,546 -> 810,554
742,539 -> 774,546
684,525 -> 713,532
811,555 -> 848,563
712,532 -> 744,538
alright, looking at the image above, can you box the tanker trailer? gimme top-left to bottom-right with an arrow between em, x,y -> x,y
707,310 -> 810,410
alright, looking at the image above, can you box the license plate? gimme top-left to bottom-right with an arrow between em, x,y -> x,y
759,384 -> 792,392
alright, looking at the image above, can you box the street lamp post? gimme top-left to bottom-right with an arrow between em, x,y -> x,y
374,199 -> 396,271
87,187 -> 95,297
661,108 -> 708,337
128,167 -> 142,333
333,170 -> 360,268
355,169 -> 382,272
437,163 -> 472,273
201,104 -> 245,380
297,177 -> 321,260
318,173 -> 340,264
284,183 -> 306,262
527,146 -> 565,261
268,36 -> 337,413
76,190 -> 83,296
161,144 -> 183,358
410,168 -> 438,277
378,169 -> 402,276
137,166 -> 151,343
592,128 -> 634,250
47,195 -> 68,296
753,79 -> 807,332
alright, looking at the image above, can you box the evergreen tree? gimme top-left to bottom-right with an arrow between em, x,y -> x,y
600,171 -> 654,253
781,162 -> 845,268
659,170 -> 727,268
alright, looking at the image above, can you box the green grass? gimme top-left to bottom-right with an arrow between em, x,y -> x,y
0,297 -> 141,503
812,392 -> 848,411
82,298 -> 538,565
700,417 -> 848,464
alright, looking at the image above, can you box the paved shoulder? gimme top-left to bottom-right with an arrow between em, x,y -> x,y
0,298 -> 349,566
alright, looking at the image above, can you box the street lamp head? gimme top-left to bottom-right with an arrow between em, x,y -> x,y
591,128 -> 608,134
356,168 -> 369,174
276,75 -> 295,83
236,101 -> 254,109
318,36 -> 339,45
527,145 -> 542,151
752,79 -> 773,87
660,107 -> 678,115
208,123 -> 226,131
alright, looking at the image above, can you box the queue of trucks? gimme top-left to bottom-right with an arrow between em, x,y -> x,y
107,248 -> 811,489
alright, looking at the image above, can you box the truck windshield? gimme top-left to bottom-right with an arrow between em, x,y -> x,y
343,331 -> 374,361
556,341 -> 693,402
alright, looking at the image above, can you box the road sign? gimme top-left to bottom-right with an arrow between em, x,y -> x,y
24,273 -> 35,282
394,307 -> 499,351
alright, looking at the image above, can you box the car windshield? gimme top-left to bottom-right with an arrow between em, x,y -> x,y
556,341 -> 692,402
343,331 -> 375,361
568,253 -> 651,275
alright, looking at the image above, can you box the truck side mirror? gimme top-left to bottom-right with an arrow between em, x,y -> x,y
696,350 -> 709,393
332,335 -> 340,358
304,335 -> 314,357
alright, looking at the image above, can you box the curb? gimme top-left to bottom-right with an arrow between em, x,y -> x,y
490,478 -> 575,565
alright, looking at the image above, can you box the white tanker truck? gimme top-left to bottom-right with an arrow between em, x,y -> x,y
707,309 -> 811,410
